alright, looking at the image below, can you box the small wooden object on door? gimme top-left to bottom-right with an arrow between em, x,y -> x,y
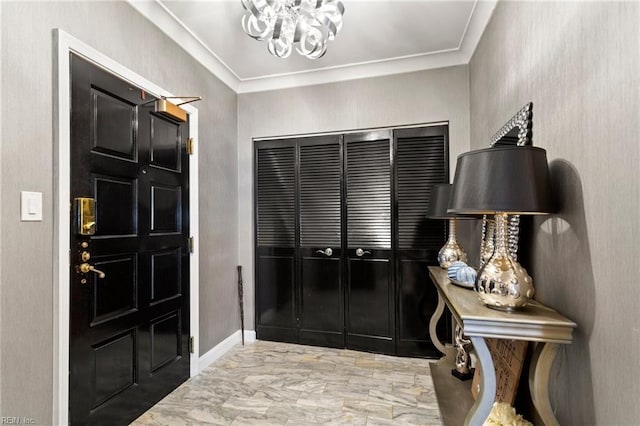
471,339 -> 528,404
154,96 -> 202,123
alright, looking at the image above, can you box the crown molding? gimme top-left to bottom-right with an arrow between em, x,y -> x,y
127,0 -> 241,92
127,0 -> 497,94
237,49 -> 468,93
458,0 -> 498,62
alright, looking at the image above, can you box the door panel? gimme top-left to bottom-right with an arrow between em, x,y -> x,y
91,254 -> 137,326
394,126 -> 451,357
256,254 -> 296,328
397,258 -> 446,357
255,142 -> 297,342
92,331 -> 136,407
91,88 -> 137,160
298,137 -> 344,348
345,132 -> 394,354
150,312 -> 182,372
150,184 -> 182,233
93,175 -> 138,237
70,54 -> 190,425
149,115 -> 182,171
255,145 -> 296,247
299,254 -> 342,346
346,137 -> 391,249
150,248 -> 182,304
347,256 -> 392,337
299,141 -> 342,247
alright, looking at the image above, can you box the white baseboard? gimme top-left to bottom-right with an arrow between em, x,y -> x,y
198,329 -> 256,373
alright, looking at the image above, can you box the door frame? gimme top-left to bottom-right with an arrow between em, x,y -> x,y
53,29 -> 200,425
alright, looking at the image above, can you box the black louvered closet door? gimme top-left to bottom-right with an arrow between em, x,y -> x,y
345,131 -> 395,354
254,125 -> 450,358
255,141 -> 297,342
394,125 -> 451,357
298,136 -> 344,348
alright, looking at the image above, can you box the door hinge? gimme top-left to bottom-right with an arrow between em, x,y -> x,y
188,236 -> 195,253
186,137 -> 194,155
189,336 -> 195,354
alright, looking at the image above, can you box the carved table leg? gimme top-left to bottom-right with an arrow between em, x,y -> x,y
428,291 -> 446,355
465,336 -> 495,426
452,324 -> 473,379
529,342 -> 560,426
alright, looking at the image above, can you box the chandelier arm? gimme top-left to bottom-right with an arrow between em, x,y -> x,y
315,14 -> 338,37
242,15 -> 271,40
272,16 -> 284,40
241,0 -> 264,18
240,0 -> 344,59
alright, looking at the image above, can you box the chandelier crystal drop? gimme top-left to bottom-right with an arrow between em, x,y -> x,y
241,0 -> 345,59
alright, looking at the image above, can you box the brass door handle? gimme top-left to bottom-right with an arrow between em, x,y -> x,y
83,221 -> 96,232
78,263 -> 106,278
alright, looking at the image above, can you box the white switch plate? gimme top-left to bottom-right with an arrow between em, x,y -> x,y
21,191 -> 42,222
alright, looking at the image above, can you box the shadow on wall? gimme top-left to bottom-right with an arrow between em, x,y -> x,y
456,219 -> 482,267
533,159 -> 596,424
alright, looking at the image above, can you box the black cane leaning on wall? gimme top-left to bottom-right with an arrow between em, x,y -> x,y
237,265 -> 245,345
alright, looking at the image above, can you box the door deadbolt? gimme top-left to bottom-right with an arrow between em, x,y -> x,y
74,198 -> 96,236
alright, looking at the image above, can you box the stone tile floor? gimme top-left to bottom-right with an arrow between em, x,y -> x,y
132,340 -> 442,425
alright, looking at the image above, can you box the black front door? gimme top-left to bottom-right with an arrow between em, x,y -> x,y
69,54 -> 190,425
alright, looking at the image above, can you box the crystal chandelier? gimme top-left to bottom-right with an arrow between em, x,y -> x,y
241,0 -> 345,59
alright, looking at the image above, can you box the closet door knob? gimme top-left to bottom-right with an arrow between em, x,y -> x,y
355,248 -> 371,257
316,248 -> 333,256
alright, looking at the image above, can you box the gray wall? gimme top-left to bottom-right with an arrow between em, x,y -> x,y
238,66 -> 471,329
0,1 -> 3,415
0,1 -> 238,422
469,1 -> 639,424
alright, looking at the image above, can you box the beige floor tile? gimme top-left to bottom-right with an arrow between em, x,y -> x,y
132,341 -> 442,425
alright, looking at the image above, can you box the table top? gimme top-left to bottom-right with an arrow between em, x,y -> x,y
428,266 -> 577,344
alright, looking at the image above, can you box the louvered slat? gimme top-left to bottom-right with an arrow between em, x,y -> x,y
347,139 -> 391,248
299,143 -> 341,247
256,147 -> 295,247
397,135 -> 447,249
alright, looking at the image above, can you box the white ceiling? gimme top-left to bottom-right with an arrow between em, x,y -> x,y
128,0 -> 496,93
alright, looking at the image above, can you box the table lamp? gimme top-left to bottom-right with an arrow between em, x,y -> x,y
448,146 -> 554,310
426,183 -> 471,269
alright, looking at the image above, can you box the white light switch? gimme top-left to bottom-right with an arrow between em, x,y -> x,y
21,191 -> 42,222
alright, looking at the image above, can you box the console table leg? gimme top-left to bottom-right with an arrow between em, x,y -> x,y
429,292 -> 447,355
529,342 -> 560,426
453,324 -> 473,378
465,336 -> 495,426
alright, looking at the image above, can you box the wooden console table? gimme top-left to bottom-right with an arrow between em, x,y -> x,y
428,267 -> 576,426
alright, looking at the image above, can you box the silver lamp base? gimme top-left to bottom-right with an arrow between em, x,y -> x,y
438,219 -> 467,269
475,213 -> 534,310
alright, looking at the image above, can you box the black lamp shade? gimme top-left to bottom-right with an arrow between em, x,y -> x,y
426,184 -> 454,219
427,183 -> 478,219
448,146 -> 554,215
